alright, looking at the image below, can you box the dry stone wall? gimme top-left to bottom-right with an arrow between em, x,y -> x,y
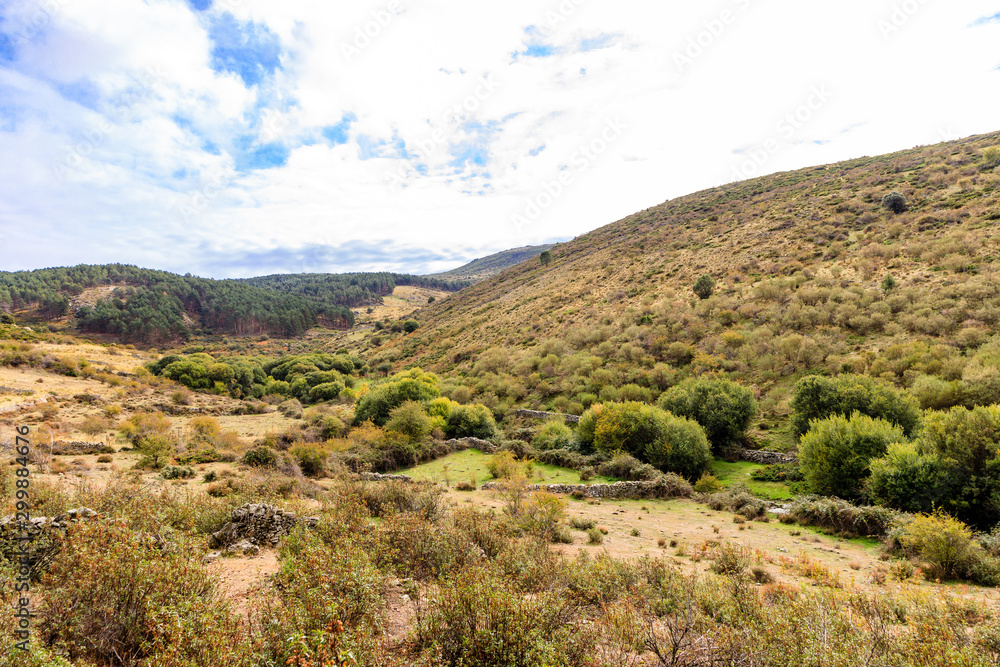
207,502 -> 318,549
737,450 -> 797,465
480,479 -> 690,500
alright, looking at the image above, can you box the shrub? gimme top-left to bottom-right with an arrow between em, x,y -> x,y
418,567 -> 592,666
800,413 -> 906,499
242,446 -> 278,468
385,400 -> 433,441
445,403 -> 498,440
586,527 -> 604,544
787,495 -> 898,537
693,472 -> 724,494
909,374 -> 961,410
982,146 -> 1000,168
706,485 -> 767,520
881,191 -> 908,214
161,465 -> 195,480
642,413 -> 712,480
579,402 -> 710,477
135,435 -> 176,470
894,510 -> 984,581
353,368 -> 440,426
865,442 -> 957,513
77,415 -> 112,437
595,452 -> 660,481
487,450 -> 526,479
96,454 -> 112,463
711,543 -> 750,575
38,522 -> 243,666
533,420 -> 574,450
658,378 -> 758,450
790,374 -> 921,437
277,398 -> 304,418
289,444 -> 328,478
693,274 -> 716,299
402,319 -> 420,333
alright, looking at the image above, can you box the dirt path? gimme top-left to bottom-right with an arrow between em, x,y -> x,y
206,549 -> 281,617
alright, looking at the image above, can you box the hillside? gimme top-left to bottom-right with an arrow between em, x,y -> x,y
0,266 -> 469,345
366,131 -> 1000,441
427,244 -> 558,281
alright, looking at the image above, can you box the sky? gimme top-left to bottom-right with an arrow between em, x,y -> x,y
0,0 -> 998,279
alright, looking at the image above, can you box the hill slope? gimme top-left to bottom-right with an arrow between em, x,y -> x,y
367,131 -> 1000,435
427,244 -> 557,281
0,266 -> 470,344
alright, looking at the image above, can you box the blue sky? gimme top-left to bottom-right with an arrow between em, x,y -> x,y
0,0 -> 999,278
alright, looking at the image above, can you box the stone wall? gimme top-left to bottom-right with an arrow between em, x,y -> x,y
480,479 -> 691,500
358,473 -> 413,482
208,503 -> 318,550
737,449 -> 798,465
0,508 -> 98,576
512,409 -> 580,424
52,441 -> 111,455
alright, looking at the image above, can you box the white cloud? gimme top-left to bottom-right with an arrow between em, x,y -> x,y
1,0 -> 999,277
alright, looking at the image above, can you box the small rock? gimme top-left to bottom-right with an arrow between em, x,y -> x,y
203,552 -> 221,564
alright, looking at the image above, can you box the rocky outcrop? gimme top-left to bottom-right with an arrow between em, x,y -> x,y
480,479 -> 691,500
737,450 -> 798,465
512,409 -> 581,424
207,503 -> 318,549
0,395 -> 53,415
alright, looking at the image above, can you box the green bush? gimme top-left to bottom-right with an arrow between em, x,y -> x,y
693,274 -> 716,299
693,472 -> 724,493
800,413 -> 906,499
865,442 -> 957,513
445,403 -> 498,440
241,446 -> 278,468
915,405 -> 1000,527
892,510 -> 1000,584
385,400 -> 434,441
787,495 -> 898,537
533,420 -> 574,450
642,413 -> 712,480
289,444 -> 328,478
353,368 -> 440,426
161,465 -> 195,480
595,452 -> 660,481
790,374 -> 921,437
658,378 -> 758,450
578,402 -> 710,479
882,191 -> 908,214
402,319 -> 420,333
418,567 -> 593,666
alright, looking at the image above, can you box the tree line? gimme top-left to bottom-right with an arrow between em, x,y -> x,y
0,265 -> 469,345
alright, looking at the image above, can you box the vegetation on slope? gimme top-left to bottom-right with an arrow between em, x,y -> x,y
364,132 -> 1000,439
428,244 -> 558,281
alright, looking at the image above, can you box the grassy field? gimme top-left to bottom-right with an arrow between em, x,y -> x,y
709,459 -> 795,500
399,448 -> 615,487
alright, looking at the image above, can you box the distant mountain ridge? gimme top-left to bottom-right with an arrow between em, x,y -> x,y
428,244 -> 558,281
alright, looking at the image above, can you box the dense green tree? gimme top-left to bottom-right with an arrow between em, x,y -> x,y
353,368 -> 441,426
693,275 -> 715,300
799,412 -> 906,499
658,378 -> 757,451
791,374 -> 921,437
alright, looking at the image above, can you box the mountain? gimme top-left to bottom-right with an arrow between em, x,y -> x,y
427,244 -> 558,282
367,131 -> 1000,442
